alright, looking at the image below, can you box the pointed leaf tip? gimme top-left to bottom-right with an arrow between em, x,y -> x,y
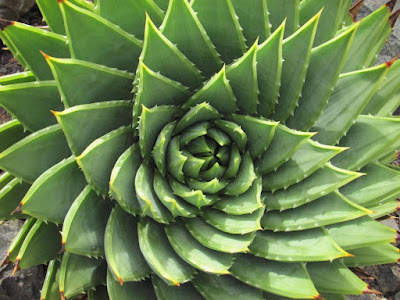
313,295 -> 325,300
39,50 -> 51,60
11,259 -> 20,276
390,9 -> 400,27
58,0 -> 66,3
60,291 -> 65,300
386,55 -> 400,68
0,254 -> 10,268
386,0 -> 397,12
0,19 -> 13,31
10,203 -> 22,215
363,287 -> 382,294
349,0 -> 366,21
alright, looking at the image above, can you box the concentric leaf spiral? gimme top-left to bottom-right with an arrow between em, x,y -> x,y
0,0 -> 400,299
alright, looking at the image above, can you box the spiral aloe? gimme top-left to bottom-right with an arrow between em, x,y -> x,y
0,0 -> 400,299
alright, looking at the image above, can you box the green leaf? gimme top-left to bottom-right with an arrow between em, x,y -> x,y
262,140 -> 345,191
87,285 -> 109,300
55,100 -> 132,156
250,227 -> 349,262
175,102 -> 220,134
226,42 -> 258,115
312,64 -> 389,145
0,71 -> 35,85
59,253 -> 107,299
135,161 -> 173,223
138,217 -> 195,286
0,124 -> 71,184
36,0 -> 65,34
62,186 -> 112,257
342,5 -> 392,72
139,105 -> 179,158
214,177 -> 263,215
0,81 -> 63,132
231,0 -> 270,46
179,122 -> 210,147
105,207 -> 151,283
40,259 -> 61,300
187,177 -> 229,194
46,57 -> 134,108
286,25 -> 357,131
142,16 -> 202,90
325,216 -> 397,250
185,217 -> 255,253
60,0 -> 142,72
16,220 -> 61,270
203,207 -> 264,234
153,122 -> 176,177
332,115 -> 400,171
0,120 -> 29,153
256,124 -> 313,174
161,0 -> 222,76
153,0 -> 169,11
169,178 -> 218,208
97,0 -> 163,39
0,21 -> 69,80
76,127 -> 134,195
264,163 -> 362,211
192,272 -> 263,300
257,21 -> 284,118
344,244 -> 400,267
191,0 -> 245,64
21,157 -> 86,224
307,260 -> 368,294
165,219 -> 233,275
153,171 -> 199,218
224,152 -> 256,195
267,0 -> 300,37
261,191 -> 371,232
152,275 -> 203,300
107,271 -> 156,300
271,12 -> 319,121
368,199 -> 399,219
182,66 -> 237,114
229,114 -> 278,159
167,136 -> 187,183
230,254 -> 319,299
109,144 -> 142,216
213,120 -> 247,152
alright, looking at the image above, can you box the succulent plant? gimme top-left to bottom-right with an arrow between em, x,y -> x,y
0,0 -> 400,299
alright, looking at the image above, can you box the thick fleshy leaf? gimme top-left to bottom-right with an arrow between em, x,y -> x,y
214,120 -> 247,152
0,120 -> 29,153
312,64 -> 389,145
175,102 -> 220,134
161,0 -> 222,76
0,71 -> 35,86
249,227 -> 349,262
0,21 -> 69,80
229,114 -> 278,159
135,161 -> 173,223
264,163 -> 362,211
16,220 -> 61,270
271,12 -> 319,121
21,157 -> 86,224
191,0 -> 245,64
97,0 -> 163,38
230,254 -> 319,299
332,115 -> 400,171
268,0 -> 300,37
76,127 -> 134,195
36,0 -> 65,34
185,217 -> 255,253
182,66 -> 237,114
138,218 -> 195,286
0,124 -> 71,184
165,220 -> 233,274
368,199 -> 400,219
46,57 -> 134,108
59,0 -> 142,72
105,207 -> 151,283
0,81 -> 63,131
109,145 -> 142,215
55,100 -> 133,155
107,271 -> 156,300
152,275 -> 203,300
286,25 -> 357,131
59,253 -> 107,299
141,16 -> 202,90
62,186 -> 112,257
256,21 -> 284,118
261,191 -> 371,232
224,152 -> 256,195
40,259 -> 61,300
153,121 -> 176,177
262,140 -> 344,191
307,260 -> 368,295
344,244 -> 400,267
326,216 -> 397,250
226,43 -> 258,115
257,124 -> 313,174
169,178 -> 218,208
192,272 -> 263,300
187,177 -> 229,194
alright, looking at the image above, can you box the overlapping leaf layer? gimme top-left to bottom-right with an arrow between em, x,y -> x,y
0,0 -> 400,299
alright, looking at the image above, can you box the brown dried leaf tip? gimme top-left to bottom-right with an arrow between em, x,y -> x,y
390,9 -> 400,28
386,0 -> 398,12
0,19 -> 14,31
349,0 -> 366,22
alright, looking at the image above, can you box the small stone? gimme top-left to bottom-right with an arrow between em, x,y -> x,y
364,264 -> 400,294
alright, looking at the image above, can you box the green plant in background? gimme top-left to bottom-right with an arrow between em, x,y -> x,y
0,0 -> 400,299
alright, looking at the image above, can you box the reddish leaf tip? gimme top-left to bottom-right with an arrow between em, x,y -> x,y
389,9 -> 400,28
0,254 -> 10,268
60,291 -> 65,300
0,19 -> 13,31
58,242 -> 66,254
118,277 -> 124,286
10,203 -> 22,215
349,0 -> 366,22
39,50 -> 50,60
11,259 -> 20,276
386,0 -> 397,12
314,294 -> 325,300
386,55 -> 399,67
363,287 -> 382,295
58,0 -> 66,3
